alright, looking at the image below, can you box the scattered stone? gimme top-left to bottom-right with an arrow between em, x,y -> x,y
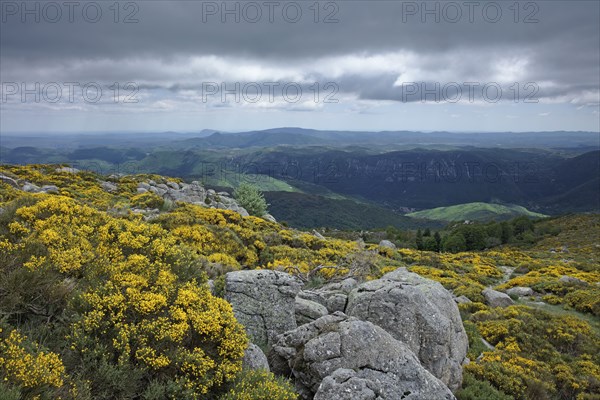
137,188 -> 148,194
55,167 -> 79,174
100,181 -> 118,193
346,268 -> 467,391
262,214 -> 277,222
166,181 -> 179,190
378,240 -> 396,249
559,275 -> 588,285
506,286 -> 534,298
482,288 -> 514,308
313,230 -> 326,240
40,185 -> 59,194
480,338 -> 495,351
243,343 -> 270,371
225,270 -> 303,346
454,295 -> 472,304
272,313 -> 455,400
22,183 -> 40,193
0,174 -> 19,188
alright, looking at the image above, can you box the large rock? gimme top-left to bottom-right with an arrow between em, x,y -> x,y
271,312 -> 455,400
558,275 -> 588,285
295,297 -> 329,326
0,174 -> 19,188
346,268 -> 467,391
482,288 -> 514,308
242,343 -> 270,371
225,270 -> 302,346
506,286 -> 534,298
378,240 -> 397,249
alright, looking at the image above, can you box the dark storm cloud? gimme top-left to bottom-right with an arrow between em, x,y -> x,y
1,0 -> 599,105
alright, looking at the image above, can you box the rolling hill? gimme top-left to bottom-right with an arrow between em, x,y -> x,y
406,202 -> 547,222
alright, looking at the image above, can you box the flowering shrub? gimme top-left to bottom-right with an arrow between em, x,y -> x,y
220,369 -> 296,400
0,327 -> 66,393
1,165 -> 599,400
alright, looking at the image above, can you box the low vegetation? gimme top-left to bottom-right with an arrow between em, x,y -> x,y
0,164 -> 598,399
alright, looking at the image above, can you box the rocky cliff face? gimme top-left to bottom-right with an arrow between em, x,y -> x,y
225,268 -> 467,399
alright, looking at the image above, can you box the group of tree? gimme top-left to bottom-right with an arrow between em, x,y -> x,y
415,216 -> 540,253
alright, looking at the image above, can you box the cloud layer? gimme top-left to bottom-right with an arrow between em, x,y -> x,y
1,0 -> 599,132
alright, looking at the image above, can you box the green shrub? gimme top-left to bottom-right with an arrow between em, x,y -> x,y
0,383 -> 21,400
219,369 -> 296,400
234,184 -> 268,217
456,371 -> 512,400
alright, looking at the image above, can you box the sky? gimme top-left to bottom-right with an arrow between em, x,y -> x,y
1,0 -> 599,133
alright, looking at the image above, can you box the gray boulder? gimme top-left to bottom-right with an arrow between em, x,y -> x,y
242,343 -> 270,371
295,297 -> 329,326
378,240 -> 397,249
167,181 -> 180,190
0,174 -> 19,188
22,183 -> 40,193
263,214 -> 277,223
272,312 -> 455,400
559,275 -> 588,285
506,286 -> 534,298
55,167 -> 79,174
482,288 -> 514,308
454,295 -> 472,304
40,185 -> 59,194
313,230 -> 326,240
346,268 -> 467,391
225,270 -> 302,346
100,181 -> 118,193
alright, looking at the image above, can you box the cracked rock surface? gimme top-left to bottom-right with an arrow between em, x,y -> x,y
346,268 -> 468,391
225,270 -> 303,346
272,312 -> 455,400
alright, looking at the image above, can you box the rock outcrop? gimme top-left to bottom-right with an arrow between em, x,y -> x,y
295,297 -> 329,326
242,343 -> 270,371
346,268 -> 467,391
505,286 -> 534,298
271,312 -> 455,400
482,288 -> 514,308
297,278 -> 358,314
137,180 -> 250,216
225,270 -> 302,346
378,240 -> 397,249
558,275 -> 588,285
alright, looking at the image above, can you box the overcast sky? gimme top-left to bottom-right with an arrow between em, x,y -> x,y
1,0 -> 599,133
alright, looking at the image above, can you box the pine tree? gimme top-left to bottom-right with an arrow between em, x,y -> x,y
434,231 -> 442,252
234,183 -> 268,217
416,229 -> 424,250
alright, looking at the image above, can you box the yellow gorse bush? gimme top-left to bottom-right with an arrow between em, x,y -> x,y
1,165 -> 599,400
0,328 -> 65,389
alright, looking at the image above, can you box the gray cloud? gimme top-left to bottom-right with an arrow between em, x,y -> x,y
1,0 -> 599,131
